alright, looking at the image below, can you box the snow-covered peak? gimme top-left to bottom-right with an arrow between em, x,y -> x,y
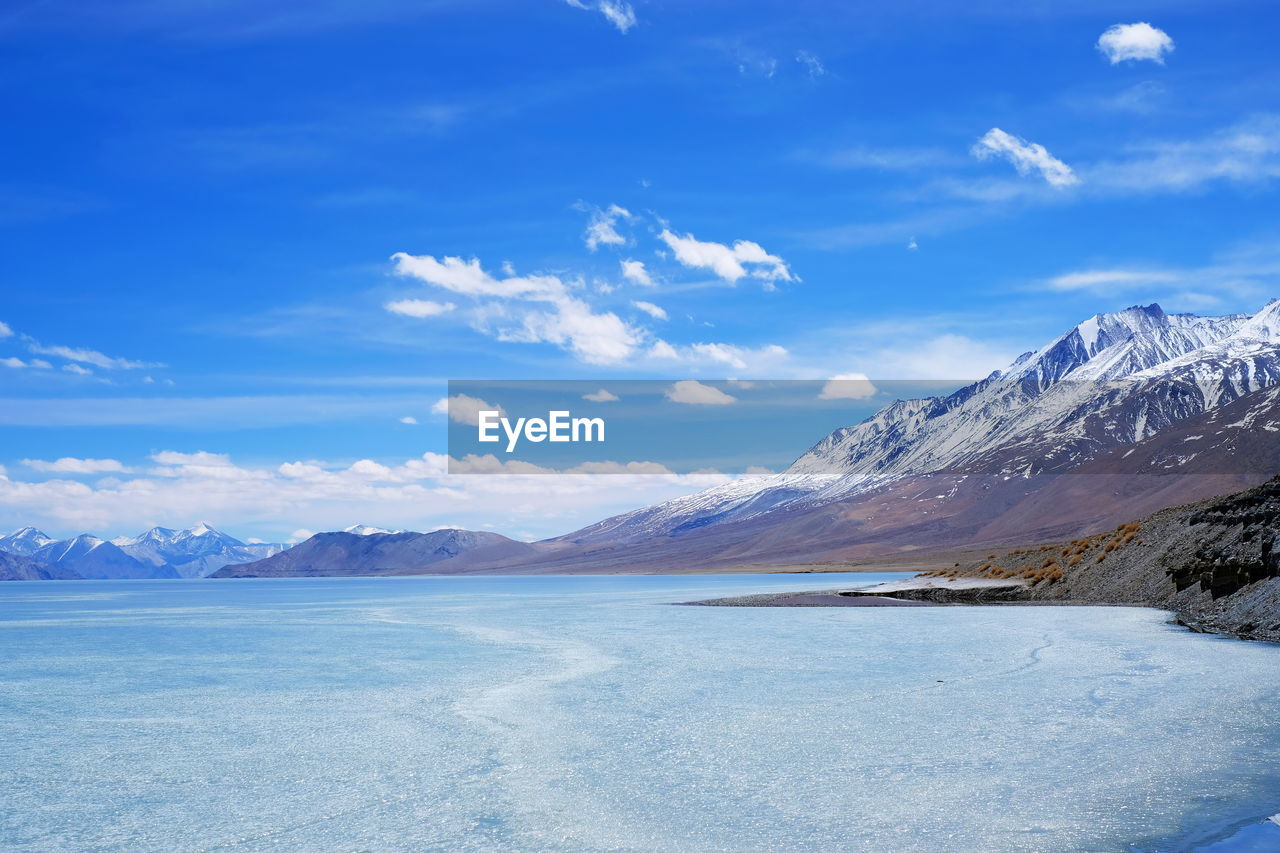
0,527 -> 56,556
343,524 -> 403,536
7,526 -> 50,540
39,534 -> 107,563
1232,298 -> 1280,343
1006,303 -> 1246,387
188,522 -> 215,537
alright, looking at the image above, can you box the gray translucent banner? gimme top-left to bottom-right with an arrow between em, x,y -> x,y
443,378 -> 1280,476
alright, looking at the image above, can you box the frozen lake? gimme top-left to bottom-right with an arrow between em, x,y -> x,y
2,574 -> 1279,851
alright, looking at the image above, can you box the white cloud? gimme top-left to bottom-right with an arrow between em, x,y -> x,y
620,258 -> 654,286
1097,23 -> 1174,65
433,394 -> 505,426
391,253 -> 561,300
578,202 -> 632,251
631,300 -> 668,320
288,529 -> 315,544
658,229 -> 795,285
819,374 -> 878,400
582,388 -> 619,402
665,380 -> 736,405
647,340 -> 678,360
30,343 -> 162,370
22,457 -> 129,474
393,251 -> 647,365
795,50 -> 825,78
62,363 -> 92,376
564,0 -> 636,33
385,298 -> 456,318
498,296 -> 643,364
0,321 -> 11,338
972,128 -> 1079,188
0,448 -> 747,542
399,415 -> 419,424
348,459 -> 392,479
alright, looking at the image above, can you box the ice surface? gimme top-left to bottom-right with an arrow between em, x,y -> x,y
1,575 -> 1279,851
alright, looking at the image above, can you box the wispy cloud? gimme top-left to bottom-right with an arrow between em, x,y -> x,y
1031,235 -> 1280,307
1,357 -> 52,370
22,457 -> 130,474
1085,114 -> 1280,194
28,343 -> 163,370
795,50 -> 826,78
630,300 -> 667,320
385,298 -> 456,318
578,202 -> 633,251
801,145 -> 958,172
563,0 -> 637,33
647,341 -> 788,372
1042,270 -> 1175,293
972,128 -> 1079,188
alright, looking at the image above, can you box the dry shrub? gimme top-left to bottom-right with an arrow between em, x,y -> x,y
1067,554 -> 1083,566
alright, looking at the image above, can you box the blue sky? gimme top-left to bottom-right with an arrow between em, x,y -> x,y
2,0 -> 1279,541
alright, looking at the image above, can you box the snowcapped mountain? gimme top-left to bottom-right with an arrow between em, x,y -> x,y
343,524 -> 404,536
112,523 -> 287,578
552,300 -> 1280,566
32,535 -> 173,580
0,523 -> 288,580
0,527 -> 56,557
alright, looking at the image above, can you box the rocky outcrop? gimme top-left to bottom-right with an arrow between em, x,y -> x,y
923,476 -> 1280,642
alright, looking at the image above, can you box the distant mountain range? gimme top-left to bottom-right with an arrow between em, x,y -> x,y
0,523 -> 286,580
11,300 -> 1280,580
211,529 -> 535,577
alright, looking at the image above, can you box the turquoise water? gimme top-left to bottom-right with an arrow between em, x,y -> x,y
2,574 -> 1279,852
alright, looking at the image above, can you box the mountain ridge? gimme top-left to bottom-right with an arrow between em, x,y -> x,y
0,523 -> 287,580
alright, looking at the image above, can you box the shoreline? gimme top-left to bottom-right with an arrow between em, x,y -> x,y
685,575 -> 1280,645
